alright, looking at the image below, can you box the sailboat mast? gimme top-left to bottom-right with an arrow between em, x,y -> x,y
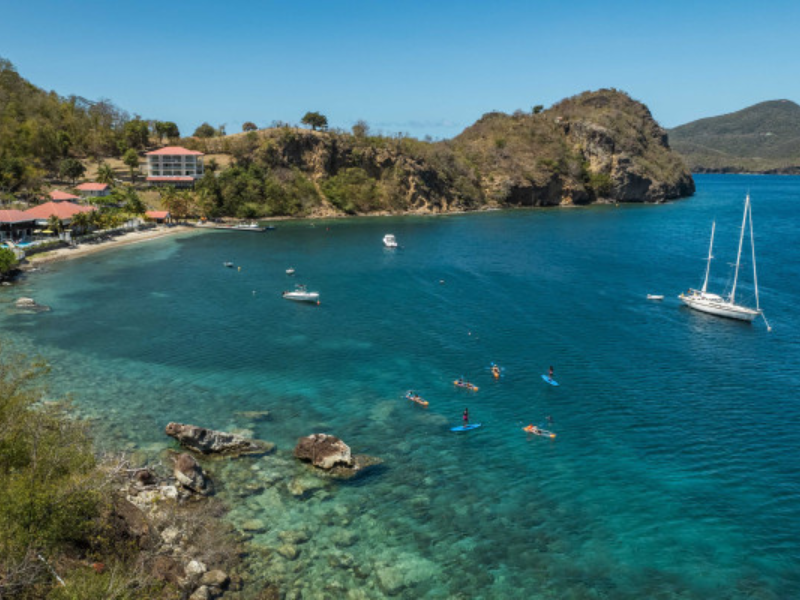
748,195 -> 761,310
730,194 -> 749,303
701,222 -> 715,293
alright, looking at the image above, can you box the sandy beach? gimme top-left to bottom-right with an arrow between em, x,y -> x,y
23,225 -> 197,266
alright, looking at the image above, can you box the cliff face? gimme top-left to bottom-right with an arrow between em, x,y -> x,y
453,89 -> 695,206
190,89 -> 694,218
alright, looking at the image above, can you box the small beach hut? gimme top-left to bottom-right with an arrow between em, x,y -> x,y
145,210 -> 171,224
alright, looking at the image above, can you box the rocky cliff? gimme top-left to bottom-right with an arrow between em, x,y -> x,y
187,89 -> 694,218
453,89 -> 695,206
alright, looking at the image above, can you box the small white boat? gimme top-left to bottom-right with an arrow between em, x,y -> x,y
286,268 -> 295,275
383,234 -> 398,248
223,262 -> 234,268
282,284 -> 319,304
647,294 -> 664,301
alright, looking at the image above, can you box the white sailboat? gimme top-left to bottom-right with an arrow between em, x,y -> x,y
679,193 -> 770,329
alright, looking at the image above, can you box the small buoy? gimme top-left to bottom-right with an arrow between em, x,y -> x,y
252,290 -> 256,295
317,300 -> 321,306
238,266 -> 241,272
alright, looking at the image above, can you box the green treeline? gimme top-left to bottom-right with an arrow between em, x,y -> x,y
0,58 -> 178,196
2,56 -> 694,214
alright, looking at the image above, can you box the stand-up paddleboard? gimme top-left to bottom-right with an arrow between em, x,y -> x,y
541,374 -> 559,386
451,423 -> 482,432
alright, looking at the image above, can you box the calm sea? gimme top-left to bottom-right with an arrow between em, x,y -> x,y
1,174 -> 798,599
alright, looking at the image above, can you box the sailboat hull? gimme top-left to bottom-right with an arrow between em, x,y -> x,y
679,292 -> 759,322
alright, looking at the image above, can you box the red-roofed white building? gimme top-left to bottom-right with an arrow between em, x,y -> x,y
0,210 -> 37,242
49,190 -> 81,201
23,201 -> 96,225
75,182 -> 110,198
145,146 -> 204,187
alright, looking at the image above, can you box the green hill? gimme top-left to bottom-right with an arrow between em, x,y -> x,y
668,100 -> 800,173
1,55 -> 694,213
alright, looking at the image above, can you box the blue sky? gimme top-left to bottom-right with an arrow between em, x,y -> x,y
2,0 -> 798,139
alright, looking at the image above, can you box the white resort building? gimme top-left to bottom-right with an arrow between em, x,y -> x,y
145,146 -> 204,187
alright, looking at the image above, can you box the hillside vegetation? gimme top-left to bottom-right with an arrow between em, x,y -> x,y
668,100 -> 800,173
184,89 -> 693,218
1,56 -> 693,216
0,58 -> 176,196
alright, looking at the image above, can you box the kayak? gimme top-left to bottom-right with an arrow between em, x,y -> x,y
405,392 -> 429,407
453,380 -> 479,392
523,425 -> 556,439
491,367 -> 501,379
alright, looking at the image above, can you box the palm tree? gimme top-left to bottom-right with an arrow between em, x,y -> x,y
46,214 -> 63,237
70,211 -> 92,236
96,162 -> 115,186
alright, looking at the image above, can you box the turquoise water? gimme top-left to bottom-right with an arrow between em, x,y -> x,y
1,174 -> 799,598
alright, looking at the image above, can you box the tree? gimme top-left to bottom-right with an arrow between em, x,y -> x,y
193,122 -> 216,138
58,158 -> 85,185
154,121 -> 180,141
122,149 -> 140,184
352,120 -> 370,138
532,105 -> 544,114
122,118 -> 150,149
46,214 -> 63,235
242,121 -> 258,132
301,111 -> 328,131
96,162 -> 115,186
122,186 -> 146,214
69,210 -> 92,235
0,247 -> 18,276
0,157 -> 28,193
160,187 -> 193,221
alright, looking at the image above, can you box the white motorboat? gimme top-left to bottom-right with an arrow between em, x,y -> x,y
679,193 -> 770,329
383,234 -> 398,248
647,294 -> 664,301
282,284 -> 319,304
286,268 -> 295,275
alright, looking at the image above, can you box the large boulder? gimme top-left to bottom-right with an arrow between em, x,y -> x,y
165,422 -> 274,457
293,433 -> 353,469
293,433 -> 382,479
173,453 -> 213,496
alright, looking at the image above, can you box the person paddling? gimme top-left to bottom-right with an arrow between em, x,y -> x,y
463,408 -> 469,427
548,366 -> 554,381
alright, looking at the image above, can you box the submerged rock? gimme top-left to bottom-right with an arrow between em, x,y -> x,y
14,297 -> 50,312
165,422 -> 275,457
235,410 -> 271,421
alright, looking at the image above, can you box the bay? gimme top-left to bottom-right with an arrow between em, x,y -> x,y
1,173 -> 798,598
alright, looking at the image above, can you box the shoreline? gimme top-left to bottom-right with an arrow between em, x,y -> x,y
22,225 -> 197,267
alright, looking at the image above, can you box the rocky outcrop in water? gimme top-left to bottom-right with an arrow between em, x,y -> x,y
165,422 -> 275,457
293,433 -> 382,479
14,297 -> 50,312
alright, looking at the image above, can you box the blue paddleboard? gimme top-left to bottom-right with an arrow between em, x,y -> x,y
541,374 -> 559,386
451,423 -> 482,432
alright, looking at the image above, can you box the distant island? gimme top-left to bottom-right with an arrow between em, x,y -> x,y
0,57 -> 694,220
668,100 -> 800,174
